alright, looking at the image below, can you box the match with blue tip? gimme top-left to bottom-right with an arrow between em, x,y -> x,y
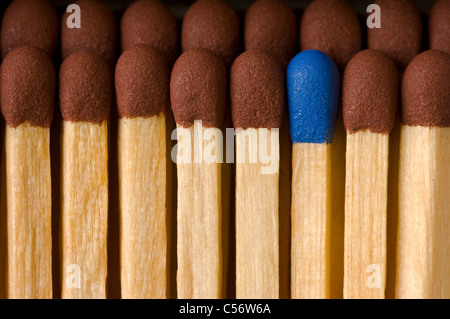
287,50 -> 340,144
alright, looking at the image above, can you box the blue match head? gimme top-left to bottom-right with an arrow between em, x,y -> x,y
287,50 -> 340,144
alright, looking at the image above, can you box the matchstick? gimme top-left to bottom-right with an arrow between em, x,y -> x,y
1,0 -> 58,59
182,0 -> 239,67
61,0 -> 118,297
244,0 -> 297,298
367,0 -> 422,298
61,0 -> 117,65
396,50 -> 450,299
59,51 -> 112,299
121,0 -> 178,65
342,49 -> 398,299
299,0 -> 361,299
230,49 -> 284,299
286,50 -> 339,299
171,48 -> 227,298
181,0 -> 239,297
429,0 -> 450,55
120,0 -> 179,298
1,46 -> 55,299
115,45 -> 170,299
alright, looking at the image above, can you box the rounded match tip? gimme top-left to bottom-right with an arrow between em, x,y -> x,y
244,0 -> 297,70
300,0 -> 361,72
61,0 -> 117,64
287,49 -> 340,143
429,0 -> 450,55
368,0 -> 422,70
402,50 -> 450,127
121,0 -> 178,65
231,49 -> 284,129
343,49 -> 398,134
116,45 -> 170,118
1,0 -> 58,58
170,48 -> 227,128
60,51 -> 112,123
182,0 -> 239,67
1,46 -> 55,127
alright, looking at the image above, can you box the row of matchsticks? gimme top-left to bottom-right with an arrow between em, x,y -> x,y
0,0 -> 448,299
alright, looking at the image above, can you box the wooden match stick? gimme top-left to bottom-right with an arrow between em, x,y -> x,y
244,0 -> 297,299
342,49 -> 398,299
61,0 -> 117,65
181,0 -> 239,298
120,0 -> 178,298
61,0 -> 118,298
0,0 -> 58,59
300,0 -> 362,298
367,0 -> 422,298
286,50 -> 340,299
171,48 -> 227,298
115,45 -> 170,299
396,50 -> 450,299
1,46 -> 55,299
0,0 -> 58,299
429,0 -> 450,56
59,51 -> 112,299
230,49 -> 284,299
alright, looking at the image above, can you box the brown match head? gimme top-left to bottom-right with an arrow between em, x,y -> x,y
59,51 -> 112,123
230,49 -> 284,129
368,0 -> 422,70
343,49 -> 399,134
115,45 -> 170,118
429,0 -> 450,55
121,0 -> 178,65
402,50 -> 450,127
245,0 -> 297,70
170,48 -> 227,128
61,0 -> 117,65
1,0 -> 58,58
300,0 -> 361,72
1,46 -> 55,128
182,0 -> 240,67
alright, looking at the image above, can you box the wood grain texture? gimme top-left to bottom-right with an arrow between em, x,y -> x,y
119,115 -> 167,299
61,121 -> 108,299
235,128 -> 279,299
279,114 -> 291,299
344,131 -> 388,299
176,124 -> 222,298
291,142 -> 331,299
396,126 -> 450,299
330,114 -> 345,299
6,123 -> 52,299
0,123 -> 7,299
